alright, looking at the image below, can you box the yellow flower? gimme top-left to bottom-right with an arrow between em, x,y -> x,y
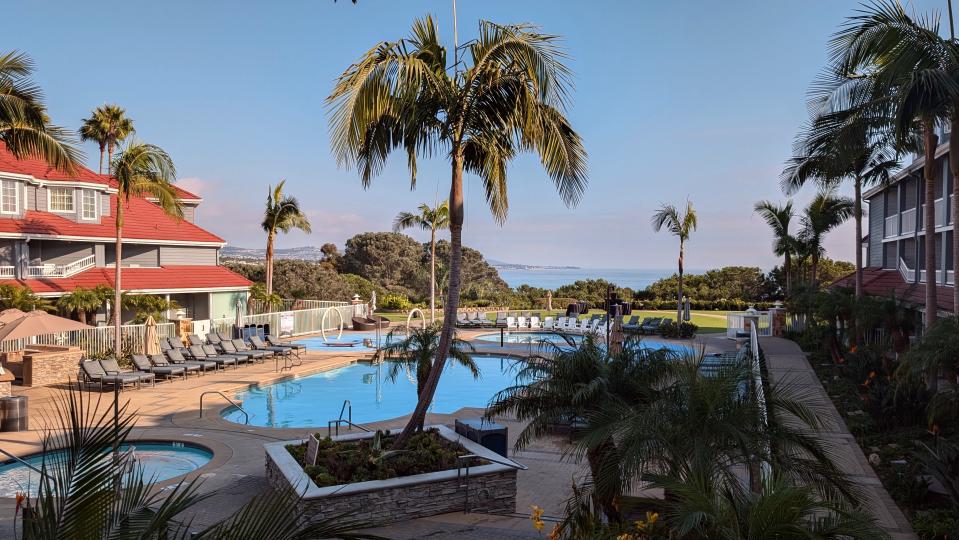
530,505 -> 546,531
533,519 -> 545,531
635,520 -> 646,531
646,511 -> 659,525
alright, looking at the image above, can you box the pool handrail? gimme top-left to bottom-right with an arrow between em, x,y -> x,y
327,418 -> 371,437
0,446 -> 42,474
199,390 -> 249,424
339,399 -> 352,426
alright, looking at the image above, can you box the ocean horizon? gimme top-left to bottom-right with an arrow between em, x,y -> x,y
495,267 -> 695,290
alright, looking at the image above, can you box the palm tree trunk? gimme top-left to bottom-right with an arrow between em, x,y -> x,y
78,309 -> 87,326
922,120 -> 939,391
395,153 -> 465,448
114,197 -> 124,359
950,115 -> 959,317
811,251 -> 819,284
677,242 -> 684,324
107,142 -> 114,176
98,144 -> 105,175
430,228 -> 436,324
854,174 -> 863,298
265,231 -> 275,295
586,440 -> 622,523
784,252 -> 791,297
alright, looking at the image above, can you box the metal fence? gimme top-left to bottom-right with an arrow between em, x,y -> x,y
211,304 -> 364,338
726,311 -> 772,339
0,322 -> 176,356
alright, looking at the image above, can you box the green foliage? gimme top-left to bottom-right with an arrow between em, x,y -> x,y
121,294 -> 180,324
913,508 -> 959,540
658,320 -> 698,339
553,279 -> 632,308
643,266 -> 776,303
378,293 -> 411,311
0,283 -> 52,312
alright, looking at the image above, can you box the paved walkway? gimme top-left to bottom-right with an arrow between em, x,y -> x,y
760,337 -> 916,540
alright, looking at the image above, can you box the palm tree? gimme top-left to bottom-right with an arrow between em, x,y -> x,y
377,325 -> 477,422
0,283 -> 52,311
393,201 -> 450,323
262,180 -> 311,295
799,187 -> 853,284
754,200 -> 797,296
56,286 -> 103,324
827,0 -> 959,332
110,143 -> 182,358
80,104 -> 134,175
328,16 -> 587,446
0,50 -> 80,171
651,200 -> 697,323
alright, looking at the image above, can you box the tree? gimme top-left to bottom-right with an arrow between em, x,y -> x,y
0,50 -> 80,171
799,186 -> 853,284
754,200 -> 797,295
56,287 -> 103,324
247,282 -> 282,314
110,143 -> 182,357
394,201 -> 450,323
262,180 -> 312,295
377,325 -> 477,425
80,104 -> 134,175
328,16 -> 587,446
651,200 -> 697,323
0,283 -> 52,312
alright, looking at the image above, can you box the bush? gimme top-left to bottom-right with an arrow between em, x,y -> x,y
380,294 -> 412,311
913,508 -> 959,539
658,320 -> 698,339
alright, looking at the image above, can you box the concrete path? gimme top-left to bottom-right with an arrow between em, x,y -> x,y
760,337 -> 917,540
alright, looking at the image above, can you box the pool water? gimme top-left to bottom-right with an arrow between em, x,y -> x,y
473,331 -> 694,355
0,441 -> 213,497
297,330 -> 398,352
222,354 -> 525,427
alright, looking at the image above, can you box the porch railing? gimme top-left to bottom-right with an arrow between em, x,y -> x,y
2,254 -> 96,280
726,311 -> 772,339
211,304 -> 364,338
901,207 -> 917,235
0,322 -> 176,356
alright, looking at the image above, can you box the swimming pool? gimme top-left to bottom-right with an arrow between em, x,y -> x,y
473,331 -> 694,354
0,441 -> 213,497
222,354 -> 525,427
296,330 -> 398,352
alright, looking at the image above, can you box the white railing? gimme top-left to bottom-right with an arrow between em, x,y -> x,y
899,257 -> 916,282
951,194 -> 956,225
948,270 -> 955,286
726,311 -> 772,339
0,322 -> 175,356
0,266 -> 14,278
884,215 -> 899,238
902,207 -> 917,235
211,304 -> 365,338
24,255 -> 95,279
748,320 -> 772,486
935,198 -> 946,227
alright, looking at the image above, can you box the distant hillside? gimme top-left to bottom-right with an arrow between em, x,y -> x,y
488,258 -> 579,270
221,245 -> 325,261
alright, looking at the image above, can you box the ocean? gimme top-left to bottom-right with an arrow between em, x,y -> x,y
495,267 -> 677,290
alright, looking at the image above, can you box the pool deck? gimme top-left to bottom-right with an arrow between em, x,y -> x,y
0,330 -> 726,539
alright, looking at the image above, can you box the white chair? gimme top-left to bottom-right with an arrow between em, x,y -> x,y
516,316 -> 527,329
529,316 -> 541,329
543,316 -> 554,330
506,316 -> 517,330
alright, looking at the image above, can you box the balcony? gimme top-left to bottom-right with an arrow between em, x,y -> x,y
899,257 -> 916,282
936,198 -> 947,227
884,215 -> 899,238
901,207 -> 917,235
0,254 -> 95,280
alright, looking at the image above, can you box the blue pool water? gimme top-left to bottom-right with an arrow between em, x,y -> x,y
223,354 -> 525,427
473,331 -> 694,354
0,442 -> 213,497
297,331 -> 398,352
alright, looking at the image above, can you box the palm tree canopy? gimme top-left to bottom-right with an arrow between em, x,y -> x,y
56,287 -> 103,312
800,187 -> 854,251
82,104 -> 135,150
393,200 -> 450,233
261,180 -> 312,235
377,325 -> 477,386
327,16 -> 588,223
651,200 -> 697,241
111,142 -> 183,221
754,200 -> 796,258
0,50 -> 81,171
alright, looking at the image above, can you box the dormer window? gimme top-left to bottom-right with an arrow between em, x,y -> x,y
0,180 -> 18,214
48,187 -> 74,212
80,189 -> 97,219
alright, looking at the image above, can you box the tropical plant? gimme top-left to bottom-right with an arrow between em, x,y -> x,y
0,283 -> 52,312
79,104 -> 134,175
0,50 -> 80,171
899,316 -> 959,424
798,186 -> 853,283
328,16 -> 588,447
377,325 -> 477,424
248,282 -> 282,314
394,200 -> 450,323
651,200 -> 697,322
121,294 -> 180,324
262,180 -> 311,295
110,143 -> 182,357
754,200 -> 797,295
56,286 -> 104,324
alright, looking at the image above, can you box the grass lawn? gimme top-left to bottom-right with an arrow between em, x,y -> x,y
375,309 -> 729,334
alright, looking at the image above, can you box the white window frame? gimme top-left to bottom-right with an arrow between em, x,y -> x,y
47,187 -> 75,213
80,189 -> 98,220
0,179 -> 19,215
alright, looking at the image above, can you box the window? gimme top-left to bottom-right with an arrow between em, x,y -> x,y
0,180 -> 17,214
81,189 -> 97,219
48,187 -> 74,212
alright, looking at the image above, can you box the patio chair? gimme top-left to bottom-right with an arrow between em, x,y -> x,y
99,358 -> 155,388
218,340 -> 259,364
249,335 -> 292,357
456,312 -> 470,327
232,339 -> 270,362
621,316 -> 641,331
80,359 -> 141,392
505,316 -> 517,330
266,334 -> 306,357
216,330 -> 234,342
516,316 -> 528,329
131,354 -> 186,381
529,316 -> 541,329
187,334 -> 206,346
163,348 -> 205,376
186,345 -> 237,370
640,317 -> 664,335
542,316 -> 555,330
205,332 -> 222,345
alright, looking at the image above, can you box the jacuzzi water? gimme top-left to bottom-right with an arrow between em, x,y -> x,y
0,441 -> 213,497
222,354 -> 526,427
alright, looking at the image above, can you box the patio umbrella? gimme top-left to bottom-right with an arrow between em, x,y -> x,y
143,315 -> 161,355
0,308 -> 26,324
0,310 -> 91,342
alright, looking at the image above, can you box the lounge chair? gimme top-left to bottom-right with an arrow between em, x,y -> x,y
187,334 -> 206,347
218,340 -> 259,363
266,334 -> 306,357
98,358 -> 155,387
164,348 -> 205,376
80,359 -> 142,391
505,316 -> 517,330
232,339 -> 269,362
543,316 -> 555,330
188,345 -> 237,370
131,354 -> 186,381
516,316 -> 527,329
249,335 -> 293,357
621,316 -> 641,331
456,312 -> 470,327
529,316 -> 541,329
640,317 -> 664,335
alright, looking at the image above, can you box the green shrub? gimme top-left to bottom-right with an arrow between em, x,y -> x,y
380,294 -> 412,311
913,508 -> 959,539
658,320 -> 698,339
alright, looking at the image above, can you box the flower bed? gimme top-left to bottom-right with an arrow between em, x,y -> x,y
265,425 -> 521,526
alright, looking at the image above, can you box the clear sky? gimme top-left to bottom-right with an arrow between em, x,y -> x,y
7,1 -> 946,270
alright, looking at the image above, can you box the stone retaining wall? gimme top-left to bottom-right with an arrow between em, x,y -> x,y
20,346 -> 83,387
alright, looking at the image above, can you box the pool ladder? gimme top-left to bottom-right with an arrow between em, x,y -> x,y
326,399 -> 370,437
199,391 -> 249,424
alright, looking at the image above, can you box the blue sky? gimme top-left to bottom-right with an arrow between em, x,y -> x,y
7,1 -> 946,270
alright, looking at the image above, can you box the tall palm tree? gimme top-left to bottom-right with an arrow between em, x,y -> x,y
81,104 -> 134,175
754,200 -> 797,296
110,143 -> 182,358
56,286 -> 103,325
828,0 -> 959,331
262,180 -> 311,295
651,200 -> 697,323
328,16 -> 587,446
393,201 -> 450,323
800,187 -> 853,284
0,50 -> 80,171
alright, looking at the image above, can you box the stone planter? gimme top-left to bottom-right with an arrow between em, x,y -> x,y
264,425 -> 521,526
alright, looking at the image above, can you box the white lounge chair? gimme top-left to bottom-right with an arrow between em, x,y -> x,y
506,316 -> 517,330
516,316 -> 528,329
529,316 -> 541,329
543,316 -> 554,330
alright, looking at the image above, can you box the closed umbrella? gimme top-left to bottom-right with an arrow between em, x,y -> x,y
235,299 -> 244,339
0,310 -> 90,342
143,315 -> 161,355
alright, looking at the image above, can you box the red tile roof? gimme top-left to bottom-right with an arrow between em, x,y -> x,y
17,265 -> 251,295
832,268 -> 955,313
